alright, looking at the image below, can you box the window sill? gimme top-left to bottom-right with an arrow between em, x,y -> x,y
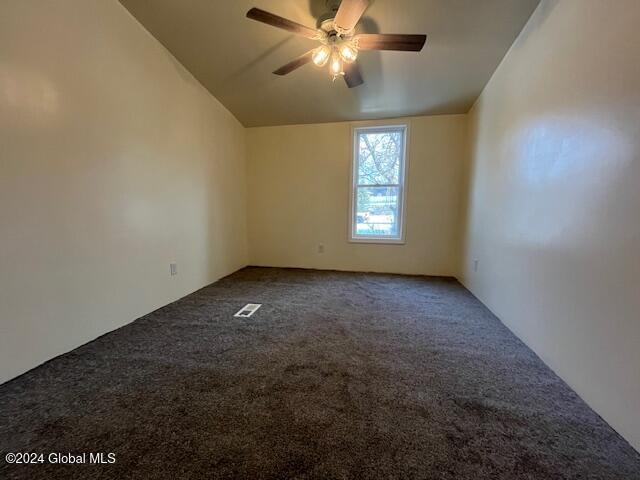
349,237 -> 406,245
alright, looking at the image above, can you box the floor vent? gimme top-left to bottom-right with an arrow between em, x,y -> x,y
234,303 -> 261,318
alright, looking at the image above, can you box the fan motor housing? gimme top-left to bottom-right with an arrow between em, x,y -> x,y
320,17 -> 354,41
320,18 -> 337,33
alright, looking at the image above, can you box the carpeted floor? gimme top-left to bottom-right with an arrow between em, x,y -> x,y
1,267 -> 639,479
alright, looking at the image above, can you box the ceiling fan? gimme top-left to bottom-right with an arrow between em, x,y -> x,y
246,0 -> 427,88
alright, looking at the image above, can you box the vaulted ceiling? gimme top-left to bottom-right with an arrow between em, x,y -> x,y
120,0 -> 539,127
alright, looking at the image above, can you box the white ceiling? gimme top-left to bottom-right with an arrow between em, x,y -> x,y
119,0 -> 539,127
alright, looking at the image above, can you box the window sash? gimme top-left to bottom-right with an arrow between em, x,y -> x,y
350,125 -> 407,243
357,183 -> 400,188
353,185 -> 403,238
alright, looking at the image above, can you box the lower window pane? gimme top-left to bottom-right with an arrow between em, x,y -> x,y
355,186 -> 400,237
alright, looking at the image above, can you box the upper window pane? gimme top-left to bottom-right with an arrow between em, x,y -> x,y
357,130 -> 402,185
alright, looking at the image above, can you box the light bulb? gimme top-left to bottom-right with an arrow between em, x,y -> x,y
330,53 -> 343,77
312,45 -> 331,67
338,43 -> 358,63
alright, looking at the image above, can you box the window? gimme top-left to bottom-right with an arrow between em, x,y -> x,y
350,124 -> 408,243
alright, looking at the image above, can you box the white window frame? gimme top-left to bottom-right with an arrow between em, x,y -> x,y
349,123 -> 409,244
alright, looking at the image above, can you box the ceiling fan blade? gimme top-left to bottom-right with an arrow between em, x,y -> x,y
343,62 -> 364,88
246,8 -> 318,39
355,33 -> 427,52
334,0 -> 369,32
273,50 -> 314,76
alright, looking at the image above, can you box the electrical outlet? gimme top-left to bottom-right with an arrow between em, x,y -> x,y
170,263 -> 178,276
318,244 -> 325,254
473,259 -> 479,273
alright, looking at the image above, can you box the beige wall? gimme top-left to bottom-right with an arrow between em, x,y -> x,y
460,0 -> 640,451
246,115 -> 468,276
0,0 -> 248,383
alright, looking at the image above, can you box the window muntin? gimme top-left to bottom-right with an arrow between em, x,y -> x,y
351,125 -> 407,242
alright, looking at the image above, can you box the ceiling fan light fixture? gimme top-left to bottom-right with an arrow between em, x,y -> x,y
312,45 -> 331,67
338,42 -> 358,63
246,0 -> 427,88
329,52 -> 344,78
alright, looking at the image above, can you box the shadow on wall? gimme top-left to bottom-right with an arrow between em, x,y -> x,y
220,37 -> 295,88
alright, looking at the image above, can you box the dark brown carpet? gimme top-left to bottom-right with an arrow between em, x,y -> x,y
1,267 -> 639,479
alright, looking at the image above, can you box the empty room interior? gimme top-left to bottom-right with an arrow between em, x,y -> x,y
1,0 -> 640,478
